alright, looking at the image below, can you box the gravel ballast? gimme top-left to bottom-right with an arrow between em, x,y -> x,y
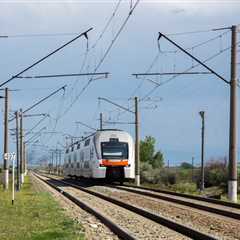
88,185 -> 240,240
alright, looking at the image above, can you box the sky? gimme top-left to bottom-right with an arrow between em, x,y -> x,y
0,0 -> 239,166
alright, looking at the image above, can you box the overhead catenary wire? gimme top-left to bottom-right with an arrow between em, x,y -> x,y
130,51 -> 161,97
25,114 -> 50,136
91,0 -> 123,50
0,25 -> 232,39
59,0 -> 141,118
160,30 -> 230,54
23,85 -> 66,115
111,40 -> 235,122
75,121 -> 97,131
0,32 -> 80,38
8,85 -> 66,123
25,126 -> 47,144
129,31 -> 230,108
60,0 -> 122,112
166,27 -> 229,36
141,43 -> 235,101
41,0 -> 138,136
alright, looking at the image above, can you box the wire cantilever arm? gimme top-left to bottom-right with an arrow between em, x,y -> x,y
0,27 -> 93,88
158,32 -> 230,84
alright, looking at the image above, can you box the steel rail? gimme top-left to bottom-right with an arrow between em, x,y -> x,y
39,173 -> 217,240
32,172 -> 136,240
123,184 -> 240,209
107,185 -> 240,220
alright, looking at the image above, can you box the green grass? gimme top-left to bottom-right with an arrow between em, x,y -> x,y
0,176 -> 85,240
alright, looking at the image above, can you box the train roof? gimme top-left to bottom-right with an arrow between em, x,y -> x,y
67,129 -> 124,148
97,128 -> 123,132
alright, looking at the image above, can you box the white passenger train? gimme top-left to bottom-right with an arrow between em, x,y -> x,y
63,129 -> 135,181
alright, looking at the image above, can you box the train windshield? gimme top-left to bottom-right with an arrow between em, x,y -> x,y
101,142 -> 128,159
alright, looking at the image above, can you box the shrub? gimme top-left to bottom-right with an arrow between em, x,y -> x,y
207,160 -> 227,187
180,162 -> 193,169
140,163 -> 178,186
196,159 -> 228,189
170,182 -> 197,194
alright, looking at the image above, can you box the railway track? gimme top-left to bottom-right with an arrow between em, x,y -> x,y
122,184 -> 240,210
54,175 -> 240,221
34,172 -> 218,240
32,172 -> 136,240
104,184 -> 240,221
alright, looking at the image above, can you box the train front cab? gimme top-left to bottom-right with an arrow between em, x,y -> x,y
93,131 -> 135,182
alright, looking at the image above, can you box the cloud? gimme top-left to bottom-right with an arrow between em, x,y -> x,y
141,0 -> 240,16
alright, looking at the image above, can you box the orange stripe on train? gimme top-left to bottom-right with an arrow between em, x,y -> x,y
101,159 -> 128,166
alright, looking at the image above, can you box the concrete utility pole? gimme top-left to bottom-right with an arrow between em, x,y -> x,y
136,26 -> 238,201
19,109 -> 24,184
199,111 -> 205,192
55,149 -> 58,174
3,88 -> 9,190
228,25 -> 238,203
51,151 -> 54,173
135,97 -> 140,186
100,112 -> 103,130
59,150 -> 62,175
192,156 -> 194,182
24,143 -> 27,175
15,111 -> 20,191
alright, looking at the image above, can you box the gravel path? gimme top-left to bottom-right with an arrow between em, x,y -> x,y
87,185 -> 240,240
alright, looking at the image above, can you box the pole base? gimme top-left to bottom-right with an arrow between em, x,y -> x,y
228,180 -> 238,203
3,169 -> 9,190
135,174 -> 140,186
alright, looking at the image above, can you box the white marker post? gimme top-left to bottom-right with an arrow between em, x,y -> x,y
12,153 -> 15,205
5,153 -> 16,205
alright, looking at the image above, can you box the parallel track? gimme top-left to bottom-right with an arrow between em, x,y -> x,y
105,184 -> 240,220
35,172 -> 218,240
122,184 -> 240,209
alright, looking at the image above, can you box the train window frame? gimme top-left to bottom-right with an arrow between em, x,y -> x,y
101,141 -> 128,159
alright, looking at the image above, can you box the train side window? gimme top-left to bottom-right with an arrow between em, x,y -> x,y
90,147 -> 94,160
84,139 -> 90,146
80,151 -> 84,162
74,152 -> 77,162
